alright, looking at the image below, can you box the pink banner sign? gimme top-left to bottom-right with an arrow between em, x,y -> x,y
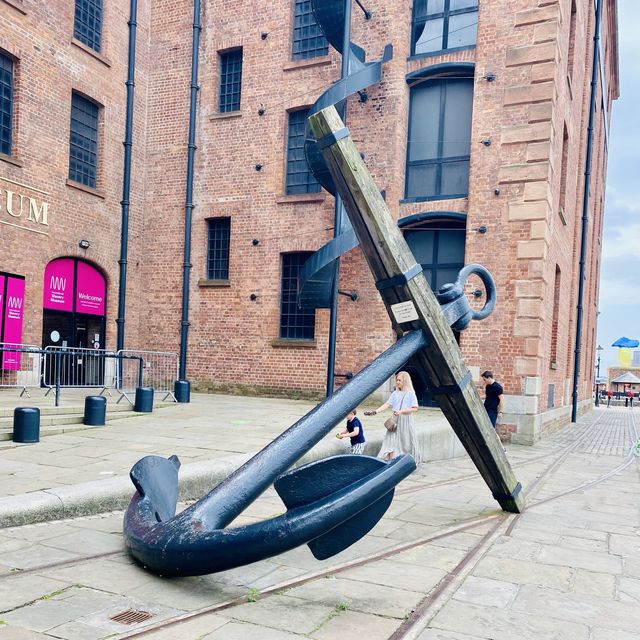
2,277 -> 25,370
43,258 -> 74,312
76,261 -> 105,316
0,275 -> 4,341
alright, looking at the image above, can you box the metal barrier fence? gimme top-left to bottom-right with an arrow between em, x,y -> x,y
0,344 -> 178,406
0,343 -> 42,397
116,350 -> 178,404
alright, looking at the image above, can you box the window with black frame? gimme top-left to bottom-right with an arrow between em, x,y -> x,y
286,109 -> 321,195
403,219 -> 465,406
411,0 -> 478,57
405,76 -> 473,201
69,92 -> 99,189
74,0 -> 103,52
0,52 -> 13,157
292,0 -> 329,60
280,252 -> 315,340
218,49 -> 242,113
207,217 -> 231,281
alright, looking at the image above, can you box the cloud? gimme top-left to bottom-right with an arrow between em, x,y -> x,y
601,220 -> 640,259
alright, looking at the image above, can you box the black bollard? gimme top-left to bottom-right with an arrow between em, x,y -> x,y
13,407 -> 40,443
84,396 -> 107,426
134,387 -> 154,412
174,380 -> 190,403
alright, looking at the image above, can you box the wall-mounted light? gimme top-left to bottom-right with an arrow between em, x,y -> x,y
261,32 -> 268,40
493,188 -> 501,196
257,104 -> 265,116
476,225 -> 487,234
250,293 -> 258,301
473,289 -> 483,298
252,239 -> 260,246
255,163 -> 263,171
480,138 -> 492,147
79,239 -> 91,249
485,73 -> 496,82
357,90 -> 368,103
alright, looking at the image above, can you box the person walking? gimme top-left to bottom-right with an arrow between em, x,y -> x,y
481,370 -> 504,428
364,371 -> 421,463
337,409 -> 366,454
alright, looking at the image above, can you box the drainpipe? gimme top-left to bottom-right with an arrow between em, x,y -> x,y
571,0 -> 602,422
325,0 -> 352,397
116,0 -> 138,359
175,0 -> 202,403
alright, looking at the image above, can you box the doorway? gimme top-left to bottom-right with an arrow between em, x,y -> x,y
42,258 -> 106,386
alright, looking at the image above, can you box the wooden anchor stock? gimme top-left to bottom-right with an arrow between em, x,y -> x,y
309,105 -> 524,513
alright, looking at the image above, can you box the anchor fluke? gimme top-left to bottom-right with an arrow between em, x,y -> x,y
275,454 -> 412,560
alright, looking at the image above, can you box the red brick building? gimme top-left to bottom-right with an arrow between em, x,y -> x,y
0,0 -> 619,443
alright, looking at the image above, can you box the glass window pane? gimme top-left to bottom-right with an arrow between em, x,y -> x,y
219,49 -> 242,113
405,230 -> 435,264
74,0 -> 103,52
435,267 -> 461,292
413,17 -> 444,55
286,109 -> 320,195
440,159 -> 470,196
406,163 -> 437,199
437,229 -> 465,263
425,0 -> 445,14
0,53 -> 13,156
408,84 -> 440,160
450,0 -> 478,10
292,0 -> 328,60
448,11 -> 478,48
442,80 -> 473,158
280,253 -> 315,340
423,268 -> 434,289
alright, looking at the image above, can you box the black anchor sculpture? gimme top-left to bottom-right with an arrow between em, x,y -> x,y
123,270 -> 496,577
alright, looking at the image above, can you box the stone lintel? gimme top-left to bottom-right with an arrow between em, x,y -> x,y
505,81 -> 555,106
517,239 -> 548,259
515,279 -> 545,298
529,101 -> 553,123
508,200 -> 550,221
514,356 -> 542,377
499,162 -> 551,184
530,220 -> 551,243
517,297 -> 544,319
523,180 -> 552,203
534,21 -> 559,44
501,122 -> 553,145
524,376 -> 542,396
514,5 -> 560,27
527,141 -> 552,163
506,42 -> 557,68
514,318 -> 543,337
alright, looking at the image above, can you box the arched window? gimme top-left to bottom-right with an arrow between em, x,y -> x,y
405,66 -> 474,202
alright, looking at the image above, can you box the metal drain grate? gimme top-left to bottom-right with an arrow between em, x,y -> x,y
110,609 -> 154,625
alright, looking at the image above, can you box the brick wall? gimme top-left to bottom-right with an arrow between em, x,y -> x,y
0,0 -> 618,441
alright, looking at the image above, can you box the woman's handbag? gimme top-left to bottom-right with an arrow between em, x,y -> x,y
383,394 -> 406,432
384,416 -> 397,432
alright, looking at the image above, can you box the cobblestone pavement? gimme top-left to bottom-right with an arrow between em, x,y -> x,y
0,406 -> 638,639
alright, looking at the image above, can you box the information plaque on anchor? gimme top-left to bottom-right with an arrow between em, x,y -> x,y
391,300 -> 419,323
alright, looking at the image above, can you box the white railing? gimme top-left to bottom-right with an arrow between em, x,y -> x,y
0,343 -> 42,397
116,349 -> 178,404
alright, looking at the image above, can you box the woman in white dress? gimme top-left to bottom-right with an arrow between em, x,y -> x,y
365,371 -> 421,463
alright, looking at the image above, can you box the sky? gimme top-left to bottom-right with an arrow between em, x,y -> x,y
596,0 -> 640,375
